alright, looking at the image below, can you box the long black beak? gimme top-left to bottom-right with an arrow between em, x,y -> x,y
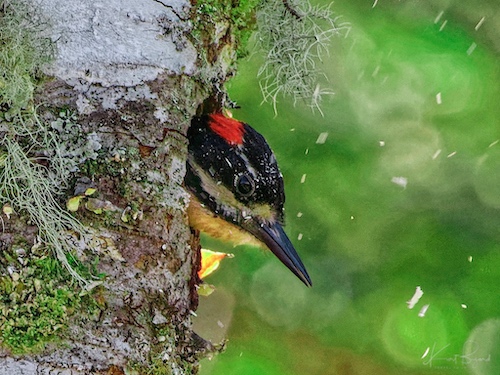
251,221 -> 312,287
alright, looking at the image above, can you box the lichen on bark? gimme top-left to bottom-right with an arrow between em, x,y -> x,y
0,0 -> 239,373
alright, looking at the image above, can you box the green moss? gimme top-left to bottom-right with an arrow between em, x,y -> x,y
126,324 -> 200,375
0,244 -> 101,354
191,0 -> 260,59
79,150 -> 121,178
144,358 -> 173,375
0,0 -> 52,116
128,355 -> 173,375
230,0 -> 261,56
80,158 -> 101,177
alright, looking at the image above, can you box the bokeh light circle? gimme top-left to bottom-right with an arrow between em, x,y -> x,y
474,148 -> 500,209
465,319 -> 500,375
381,304 -> 448,367
250,262 -> 307,329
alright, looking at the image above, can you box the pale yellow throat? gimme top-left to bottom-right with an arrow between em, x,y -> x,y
187,194 -> 265,249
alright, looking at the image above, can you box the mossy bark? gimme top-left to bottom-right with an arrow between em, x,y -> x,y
0,0 -> 238,373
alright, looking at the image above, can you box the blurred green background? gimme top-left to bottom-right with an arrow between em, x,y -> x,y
193,0 -> 500,374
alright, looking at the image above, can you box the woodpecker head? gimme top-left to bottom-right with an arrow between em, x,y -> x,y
185,113 -> 312,286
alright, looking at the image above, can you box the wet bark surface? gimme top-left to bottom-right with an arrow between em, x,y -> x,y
0,0 -> 234,373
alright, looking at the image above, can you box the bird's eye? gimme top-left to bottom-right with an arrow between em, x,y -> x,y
235,174 -> 255,197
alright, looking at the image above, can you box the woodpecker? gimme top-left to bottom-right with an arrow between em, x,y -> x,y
185,113 -> 312,286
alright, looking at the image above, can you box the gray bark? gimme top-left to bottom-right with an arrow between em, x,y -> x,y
0,0 -> 233,373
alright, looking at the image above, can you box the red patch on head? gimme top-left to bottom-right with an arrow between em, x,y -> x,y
208,114 -> 245,145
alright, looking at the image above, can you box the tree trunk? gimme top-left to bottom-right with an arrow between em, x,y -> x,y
0,0 -> 235,373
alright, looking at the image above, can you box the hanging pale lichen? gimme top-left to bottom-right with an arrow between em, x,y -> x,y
0,1 -> 90,286
255,0 -> 348,114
